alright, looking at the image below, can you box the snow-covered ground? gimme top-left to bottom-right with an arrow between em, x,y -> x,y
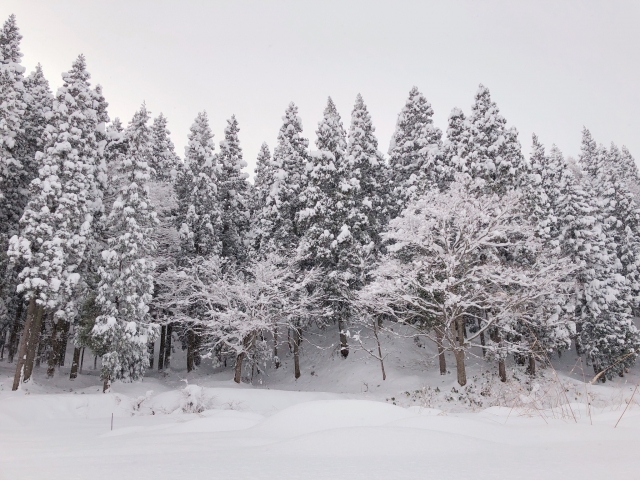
2,332 -> 640,479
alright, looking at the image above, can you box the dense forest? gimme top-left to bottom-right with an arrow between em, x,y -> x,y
2,13 -> 639,393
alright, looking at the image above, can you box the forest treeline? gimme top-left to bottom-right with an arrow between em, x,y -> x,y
1,15 -> 639,391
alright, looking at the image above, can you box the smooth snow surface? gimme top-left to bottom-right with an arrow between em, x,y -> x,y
2,331 -> 640,479
2,375 -> 640,479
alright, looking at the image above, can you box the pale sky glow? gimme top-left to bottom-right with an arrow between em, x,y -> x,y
4,0 -> 640,177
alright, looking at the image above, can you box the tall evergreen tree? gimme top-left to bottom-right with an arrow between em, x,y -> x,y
467,84 -> 525,194
175,112 -> 222,260
548,143 -> 639,378
298,97 -> 351,355
8,55 -> 103,388
262,103 -> 309,254
0,14 -> 26,260
388,86 -> 441,214
217,115 -> 250,263
91,104 -> 158,391
150,113 -> 180,182
251,142 -> 274,252
439,107 -> 472,188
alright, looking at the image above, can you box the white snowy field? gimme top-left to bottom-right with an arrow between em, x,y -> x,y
2,336 -> 640,480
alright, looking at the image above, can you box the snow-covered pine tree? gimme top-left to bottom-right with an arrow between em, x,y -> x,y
250,142 -> 274,252
150,113 -> 180,182
388,86 -> 441,215
342,93 -> 387,259
8,55 -> 104,388
217,115 -> 250,264
298,96 -> 351,356
548,142 -> 640,378
172,111 -> 222,371
175,111 -> 222,261
467,84 -> 525,195
439,107 -> 471,189
0,61 -> 52,363
90,104 -> 158,392
0,14 -> 26,270
619,146 -> 640,186
261,102 -> 309,255
18,64 -> 53,200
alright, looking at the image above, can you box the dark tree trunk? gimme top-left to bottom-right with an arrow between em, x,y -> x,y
23,304 -> 45,382
158,325 -> 166,371
373,317 -> 386,381
452,319 -> 467,386
273,326 -> 280,368
436,327 -> 446,375
8,299 -> 24,363
12,297 -> 37,390
103,376 -> 110,393
47,315 -> 60,378
80,347 -> 85,374
186,329 -> 195,373
194,333 -> 202,367
57,320 -> 70,367
164,323 -> 172,369
148,341 -> 155,370
35,317 -> 47,367
69,347 -> 81,379
234,351 -> 245,383
499,358 -> 507,382
293,325 -> 301,379
338,318 -> 349,359
94,355 -> 97,370
479,330 -> 486,357
527,354 -> 536,376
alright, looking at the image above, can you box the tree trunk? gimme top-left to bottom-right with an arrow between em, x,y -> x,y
527,354 -> 536,376
148,340 -> 155,370
80,347 -> 85,374
452,319 -> 466,386
47,315 -> 60,378
94,355 -> 97,370
103,375 -> 110,393
436,327 -> 446,375
234,351 -> 245,383
23,304 -> 45,382
293,324 -> 301,379
480,331 -> 486,357
35,317 -> 47,367
273,326 -> 280,368
7,299 -> 24,363
338,317 -> 349,358
186,329 -> 195,373
158,325 -> 166,371
69,347 -> 81,379
497,335 -> 506,382
194,333 -> 202,367
57,320 -> 70,367
164,323 -> 172,369
498,358 -> 507,382
12,297 -> 37,390
373,317 -> 386,381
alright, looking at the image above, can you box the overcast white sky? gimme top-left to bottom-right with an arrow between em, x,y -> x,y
4,0 -> 639,177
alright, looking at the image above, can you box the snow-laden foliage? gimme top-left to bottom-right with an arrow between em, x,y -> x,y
8,55 -> 103,318
175,111 -> 222,260
388,86 -> 441,213
360,175 -> 573,386
217,115 -> 250,264
467,85 -> 526,194
3,11 -> 640,389
150,113 -> 180,182
258,103 -> 309,254
156,253 -> 321,381
91,105 -> 159,389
